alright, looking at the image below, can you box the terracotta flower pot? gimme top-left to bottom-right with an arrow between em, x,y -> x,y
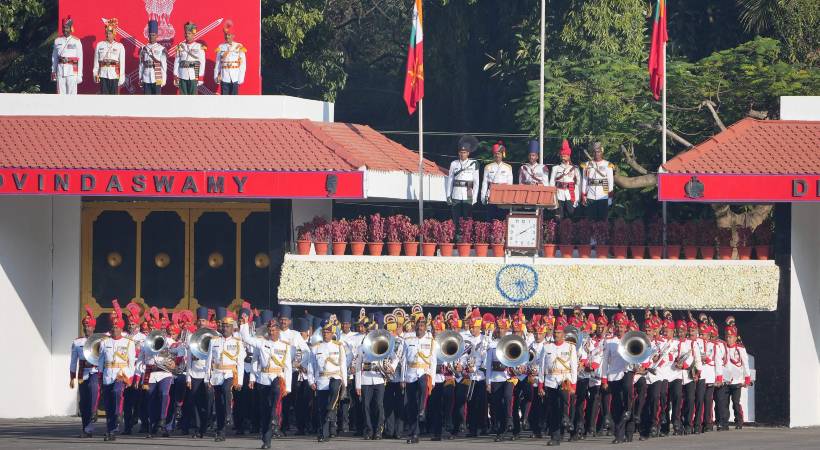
367,242 -> 384,256
647,245 -> 663,259
474,243 -> 489,257
611,245 -> 628,259
754,245 -> 770,260
439,243 -> 454,256
737,246 -> 752,260
700,246 -> 715,260
559,244 -> 574,258
717,246 -> 733,260
683,245 -> 698,260
332,242 -> 347,255
491,243 -> 505,257
457,243 -> 472,257
542,244 -> 556,258
666,244 -> 681,260
296,240 -> 311,255
630,245 -> 646,259
386,241 -> 402,256
577,244 -> 592,258
314,242 -> 329,255
596,245 -> 610,259
403,242 -> 419,256
421,242 -> 437,256
350,241 -> 366,256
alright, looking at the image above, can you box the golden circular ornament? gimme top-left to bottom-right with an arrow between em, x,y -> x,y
107,251 -> 122,268
255,252 -> 270,269
208,252 -> 224,268
154,252 -> 171,268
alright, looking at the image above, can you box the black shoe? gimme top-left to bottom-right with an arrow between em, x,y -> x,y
431,435 -> 442,441
375,433 -> 383,440
145,433 -> 153,439
547,440 -> 561,446
611,438 -> 623,444
122,428 -> 132,436
638,435 -> 647,441
364,435 -> 372,440
91,414 -> 98,423
261,443 -> 272,449
161,429 -> 170,438
534,432 -> 543,439
568,434 -> 578,442
446,433 -> 455,440
79,432 -> 92,438
494,434 -> 503,442
466,432 -> 478,438
510,434 -> 519,441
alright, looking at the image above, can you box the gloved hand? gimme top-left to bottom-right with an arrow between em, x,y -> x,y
446,197 -> 453,206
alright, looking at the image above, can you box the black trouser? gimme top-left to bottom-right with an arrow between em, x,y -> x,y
294,378 -> 314,433
683,380 -> 697,430
490,381 -> 513,435
405,376 -> 431,438
185,378 -> 210,435
213,379 -> 234,433
546,386 -> 570,442
317,379 -> 343,439
258,378 -> 283,446
556,200 -> 576,220
179,79 -> 198,95
220,82 -> 239,95
648,380 -> 667,434
280,371 -> 297,433
235,371 -> 257,432
78,373 -> 101,434
693,379 -> 706,431
670,379 -> 684,431
626,376 -> 647,439
718,384 -> 744,427
586,198 -> 609,221
529,386 -> 547,436
143,83 -> 161,95
99,77 -> 119,94
384,382 -> 405,437
701,383 -> 716,430
452,380 -> 469,435
338,379 -> 361,434
467,380 -> 487,434
428,382 -> 445,437
585,384 -> 602,434
608,378 -> 630,441
512,379 -> 533,435
361,383 -> 385,437
123,382 -> 141,433
170,374 -> 187,430
573,378 -> 591,436
451,200 -> 473,239
103,381 -> 126,433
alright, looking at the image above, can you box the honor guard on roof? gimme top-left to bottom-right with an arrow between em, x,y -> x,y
206,307 -> 245,442
71,306 -> 101,438
481,141 -> 514,220
214,20 -> 247,95
97,303 -> 136,441
93,19 -> 126,95
580,142 -> 615,221
308,318 -> 348,443
139,20 -> 168,95
174,22 -> 206,95
447,135 -> 480,236
519,140 -> 549,186
549,139 -> 581,219
52,16 -> 83,95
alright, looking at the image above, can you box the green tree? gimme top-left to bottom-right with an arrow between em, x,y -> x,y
0,0 -> 52,93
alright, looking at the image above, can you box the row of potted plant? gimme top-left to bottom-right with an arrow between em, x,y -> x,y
542,217 -> 773,260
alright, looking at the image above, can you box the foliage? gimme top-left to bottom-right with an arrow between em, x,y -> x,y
647,217 -> 663,245
666,222 -> 684,246
543,219 -> 557,244
435,219 -> 455,244
349,217 -> 368,242
737,0 -> 820,65
0,0 -> 51,93
717,227 -> 733,247
627,220 -> 645,246
386,214 -> 409,242
400,220 -> 420,242
331,218 -> 350,242
296,223 -> 313,241
422,219 -> 439,243
573,218 -> 593,245
367,213 -> 385,242
313,219 -> 331,242
611,219 -> 629,245
473,220 -> 491,244
458,217 -> 474,244
558,218 -> 573,245
489,219 -> 506,244
592,220 -> 610,245
736,226 -> 753,247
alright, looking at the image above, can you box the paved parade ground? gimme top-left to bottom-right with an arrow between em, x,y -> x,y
0,418 -> 817,450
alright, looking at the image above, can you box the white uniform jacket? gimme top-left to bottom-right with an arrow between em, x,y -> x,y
447,159 -> 480,203
538,341 -> 578,389
600,336 -> 629,383
481,162 -> 514,203
93,40 -> 125,83
98,336 -> 136,385
402,335 -> 436,383
580,160 -> 615,202
173,41 -> 206,81
214,42 -> 247,84
519,163 -> 549,186
722,344 -> 751,385
70,337 -> 99,382
239,323 -> 292,390
205,335 -> 246,385
52,35 -> 83,79
138,42 -> 168,85
307,340 -> 347,390
549,163 -> 581,205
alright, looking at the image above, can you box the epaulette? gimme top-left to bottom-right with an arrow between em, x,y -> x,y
580,162 -> 588,169
239,45 -> 247,53
608,162 -> 615,169
501,162 -> 512,168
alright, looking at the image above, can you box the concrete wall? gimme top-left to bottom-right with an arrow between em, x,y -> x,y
290,199 -> 333,254
781,96 -> 820,120
790,203 -> 820,427
0,93 -> 334,122
0,197 -> 81,418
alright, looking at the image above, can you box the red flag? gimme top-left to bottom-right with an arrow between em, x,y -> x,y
403,0 -> 424,114
648,0 -> 668,100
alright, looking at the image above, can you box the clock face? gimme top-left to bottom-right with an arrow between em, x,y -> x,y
507,216 -> 539,249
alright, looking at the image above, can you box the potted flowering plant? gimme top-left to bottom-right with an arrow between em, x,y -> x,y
457,218 -> 474,256
666,222 -> 683,259
735,226 -> 753,260
385,214 -> 407,256
646,216 -> 663,259
330,218 -> 350,255
716,227 -> 733,260
349,217 -> 367,255
592,220 -> 610,258
295,222 -> 313,255
610,218 -> 629,259
542,218 -> 557,257
682,221 -> 699,259
628,220 -> 646,259
311,217 -> 331,255
473,221 -> 490,257
558,218 -> 574,258
367,213 -> 386,256
697,220 -> 717,259
436,219 -> 455,256
574,219 -> 593,258
752,218 -> 773,260
490,219 -> 506,256
421,219 -> 438,256
400,220 -> 420,256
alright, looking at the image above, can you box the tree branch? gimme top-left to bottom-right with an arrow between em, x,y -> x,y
619,144 -> 649,175
639,123 -> 694,148
700,100 -> 726,131
614,173 -> 658,189
712,204 -> 774,230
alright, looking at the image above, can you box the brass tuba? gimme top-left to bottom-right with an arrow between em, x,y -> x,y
144,330 -> 169,353
617,331 -> 656,364
495,334 -> 529,367
188,327 -> 221,360
434,330 -> 464,363
362,329 -> 395,361
82,333 -> 108,366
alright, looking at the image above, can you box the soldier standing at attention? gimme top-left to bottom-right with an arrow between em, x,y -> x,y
214,20 -> 246,95
580,142 -> 615,221
173,22 -> 206,95
481,141 -> 514,220
549,139 -> 581,219
139,20 -> 167,95
93,19 -> 125,95
52,16 -> 83,95
446,135 -> 480,238
519,140 -> 548,186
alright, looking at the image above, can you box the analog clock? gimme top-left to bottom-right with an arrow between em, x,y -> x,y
506,215 -> 539,249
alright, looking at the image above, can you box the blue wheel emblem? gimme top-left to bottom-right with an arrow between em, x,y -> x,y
496,264 -> 538,303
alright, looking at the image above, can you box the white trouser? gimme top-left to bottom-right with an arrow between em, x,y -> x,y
57,76 -> 79,95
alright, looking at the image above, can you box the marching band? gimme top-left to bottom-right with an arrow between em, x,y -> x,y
71,302 -> 752,446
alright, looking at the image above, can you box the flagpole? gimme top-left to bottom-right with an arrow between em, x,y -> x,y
661,39 -> 668,252
418,98 -> 424,248
539,0 -> 546,163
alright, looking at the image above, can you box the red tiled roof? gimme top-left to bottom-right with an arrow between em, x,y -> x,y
488,184 -> 557,208
662,118 -> 820,175
0,116 -> 444,174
